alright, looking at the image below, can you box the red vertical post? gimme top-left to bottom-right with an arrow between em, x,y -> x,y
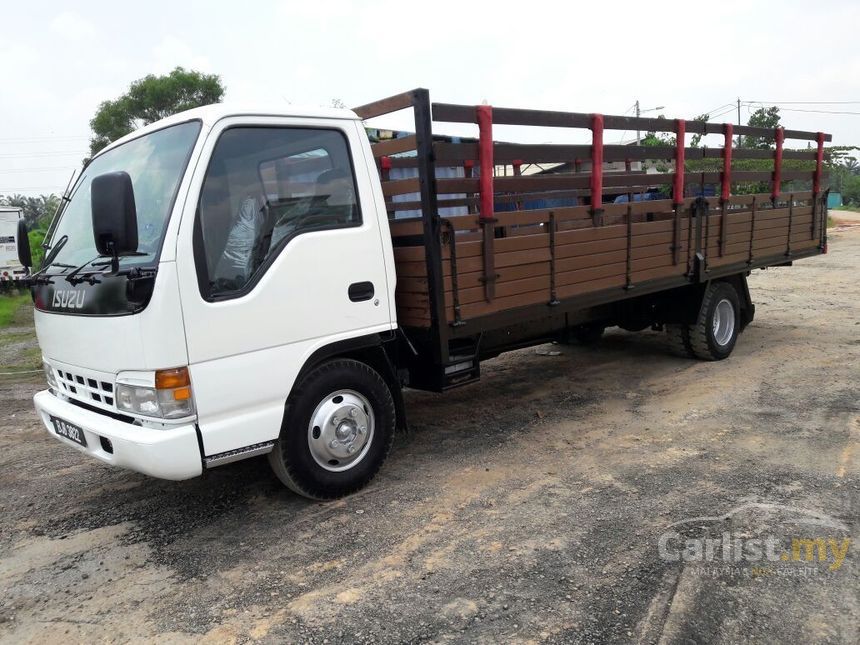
477,105 -> 494,221
673,119 -> 686,205
590,114 -> 604,217
772,127 -> 784,201
476,105 -> 496,300
721,123 -> 733,202
813,132 -> 825,196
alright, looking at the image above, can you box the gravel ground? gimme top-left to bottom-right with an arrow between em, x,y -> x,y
0,226 -> 857,644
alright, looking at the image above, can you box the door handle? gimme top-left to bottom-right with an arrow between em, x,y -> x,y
348,281 -> 375,302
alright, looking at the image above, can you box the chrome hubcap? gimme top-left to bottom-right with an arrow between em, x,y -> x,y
712,298 -> 735,346
308,390 -> 374,472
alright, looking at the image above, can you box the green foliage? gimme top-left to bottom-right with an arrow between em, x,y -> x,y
689,113 -> 709,148
841,174 -> 860,206
0,294 -> 30,329
0,193 -> 60,229
89,67 -> 225,155
28,228 -> 46,268
741,106 -> 780,149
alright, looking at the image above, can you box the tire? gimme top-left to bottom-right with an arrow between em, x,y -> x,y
665,324 -> 695,358
666,282 -> 741,361
687,282 -> 741,360
268,358 -> 396,500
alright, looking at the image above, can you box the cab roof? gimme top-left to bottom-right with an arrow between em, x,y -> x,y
98,103 -> 360,157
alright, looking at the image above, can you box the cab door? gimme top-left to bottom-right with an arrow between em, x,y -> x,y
174,116 -> 394,457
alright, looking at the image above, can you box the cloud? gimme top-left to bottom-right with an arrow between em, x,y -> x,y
49,11 -> 96,41
152,36 -> 212,75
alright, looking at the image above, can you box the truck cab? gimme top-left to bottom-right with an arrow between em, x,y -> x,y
32,104 -> 399,499
29,90 -> 830,500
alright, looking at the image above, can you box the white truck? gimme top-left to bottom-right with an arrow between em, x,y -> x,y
25,90 -> 830,499
0,207 -> 27,285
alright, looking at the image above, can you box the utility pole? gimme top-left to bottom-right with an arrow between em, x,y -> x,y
634,100 -> 664,146
635,99 -> 641,145
737,98 -> 742,147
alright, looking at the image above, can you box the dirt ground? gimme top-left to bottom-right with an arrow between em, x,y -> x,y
0,224 -> 858,644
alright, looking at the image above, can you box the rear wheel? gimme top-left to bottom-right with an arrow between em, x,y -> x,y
268,358 -> 395,500
665,282 -> 741,361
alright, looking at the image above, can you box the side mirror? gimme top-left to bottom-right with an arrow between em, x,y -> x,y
16,219 -> 32,269
91,171 -> 138,256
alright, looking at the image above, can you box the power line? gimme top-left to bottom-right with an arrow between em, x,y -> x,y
709,106 -> 737,120
767,107 -> 860,116
0,151 -> 86,159
700,102 -> 735,117
0,167 -> 75,173
0,186 -> 65,192
745,100 -> 860,105
742,101 -> 860,116
0,136 -> 89,143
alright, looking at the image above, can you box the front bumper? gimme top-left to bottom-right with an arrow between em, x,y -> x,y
34,390 -> 203,480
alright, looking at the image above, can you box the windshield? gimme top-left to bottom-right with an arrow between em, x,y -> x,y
47,120 -> 201,270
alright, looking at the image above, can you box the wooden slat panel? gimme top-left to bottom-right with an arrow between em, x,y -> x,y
354,90 -> 416,119
382,177 -> 421,197
389,218 -> 425,237
371,135 -> 417,158
431,101 -> 830,141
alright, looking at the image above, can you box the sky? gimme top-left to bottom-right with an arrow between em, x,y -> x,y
1,0 -> 859,196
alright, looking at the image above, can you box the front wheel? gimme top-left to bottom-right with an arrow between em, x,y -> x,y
268,358 -> 395,500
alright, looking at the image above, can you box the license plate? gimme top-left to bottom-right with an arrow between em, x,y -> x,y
51,416 -> 87,447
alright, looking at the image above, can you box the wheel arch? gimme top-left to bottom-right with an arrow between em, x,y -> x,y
716,273 -> 755,330
286,333 -> 407,434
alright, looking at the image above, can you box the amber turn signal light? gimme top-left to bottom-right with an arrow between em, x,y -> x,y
155,367 -> 191,390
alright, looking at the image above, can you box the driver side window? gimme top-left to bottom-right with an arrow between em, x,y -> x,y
196,126 -> 361,299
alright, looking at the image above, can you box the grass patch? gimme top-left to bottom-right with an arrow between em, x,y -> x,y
0,294 -> 31,329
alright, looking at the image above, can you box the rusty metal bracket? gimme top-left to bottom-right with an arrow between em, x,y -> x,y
785,194 -> 794,256
548,212 -> 559,305
479,217 -> 498,302
625,204 -> 634,290
748,196 -> 757,265
441,219 -> 464,326
671,204 -> 681,266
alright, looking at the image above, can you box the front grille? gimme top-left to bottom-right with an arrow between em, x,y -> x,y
54,368 -> 115,408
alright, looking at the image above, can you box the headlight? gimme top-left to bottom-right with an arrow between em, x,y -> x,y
43,362 -> 58,390
116,367 -> 195,419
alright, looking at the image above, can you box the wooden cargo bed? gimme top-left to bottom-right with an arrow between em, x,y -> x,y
354,89 -> 830,386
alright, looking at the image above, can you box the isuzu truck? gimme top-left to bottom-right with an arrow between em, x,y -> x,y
23,89 -> 830,499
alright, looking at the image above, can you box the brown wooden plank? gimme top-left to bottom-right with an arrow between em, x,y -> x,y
382,177 -> 421,197
371,135 -> 417,158
354,91 -> 416,119
389,218 -> 425,237
455,289 -> 553,321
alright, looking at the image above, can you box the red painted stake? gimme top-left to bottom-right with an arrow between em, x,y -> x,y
813,132 -> 825,196
772,127 -> 784,201
477,105 -> 494,221
673,119 -> 686,205
721,123 -> 733,202
590,114 -> 604,212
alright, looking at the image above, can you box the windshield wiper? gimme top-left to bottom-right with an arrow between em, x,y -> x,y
65,255 -> 107,286
40,235 -> 69,268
